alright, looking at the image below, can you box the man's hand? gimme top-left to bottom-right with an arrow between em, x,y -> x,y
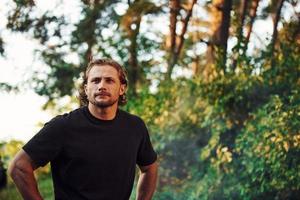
8,149 -> 43,200
136,161 -> 158,200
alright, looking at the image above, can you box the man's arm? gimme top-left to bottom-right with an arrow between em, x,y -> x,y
136,161 -> 158,200
8,149 -> 43,200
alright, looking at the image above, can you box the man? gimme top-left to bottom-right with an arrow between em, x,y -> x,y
8,58 -> 158,200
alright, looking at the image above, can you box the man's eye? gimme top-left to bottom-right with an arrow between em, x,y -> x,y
92,79 -> 100,83
106,79 -> 114,83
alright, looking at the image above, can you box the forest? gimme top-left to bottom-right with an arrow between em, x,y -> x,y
0,0 -> 300,199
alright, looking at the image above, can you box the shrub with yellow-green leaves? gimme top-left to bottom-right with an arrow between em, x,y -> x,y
235,92 -> 300,199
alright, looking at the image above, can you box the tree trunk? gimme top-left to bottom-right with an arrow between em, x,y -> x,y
176,0 -> 197,57
84,20 -> 97,67
128,18 -> 141,96
209,0 -> 232,73
219,0 -> 232,67
232,0 -> 249,71
166,0 -> 180,80
244,0 -> 260,53
121,0 -> 161,94
270,0 -> 285,68
166,0 -> 197,80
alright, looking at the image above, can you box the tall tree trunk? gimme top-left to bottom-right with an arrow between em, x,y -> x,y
166,0 -> 180,80
270,0 -> 285,68
121,0 -> 161,94
206,0 -> 222,76
244,0 -> 260,53
176,0 -> 197,58
209,0 -> 232,73
128,18 -> 141,96
166,0 -> 197,80
83,9 -> 98,68
219,0 -> 232,68
232,0 -> 249,71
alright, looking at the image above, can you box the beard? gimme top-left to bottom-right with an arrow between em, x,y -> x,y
88,93 -> 119,108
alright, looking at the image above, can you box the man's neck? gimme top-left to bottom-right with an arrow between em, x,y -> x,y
88,103 -> 118,120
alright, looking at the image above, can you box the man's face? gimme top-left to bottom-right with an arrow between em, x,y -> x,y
84,65 -> 125,108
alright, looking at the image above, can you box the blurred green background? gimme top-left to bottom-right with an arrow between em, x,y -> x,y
0,0 -> 300,199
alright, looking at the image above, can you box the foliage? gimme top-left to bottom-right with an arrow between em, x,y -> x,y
1,0 -> 300,199
123,38 -> 300,199
0,83 -> 19,92
0,140 -> 24,169
234,92 -> 300,199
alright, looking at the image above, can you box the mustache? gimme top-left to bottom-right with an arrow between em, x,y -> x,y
94,91 -> 111,97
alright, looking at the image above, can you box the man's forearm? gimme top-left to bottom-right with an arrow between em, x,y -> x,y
10,166 -> 43,200
136,166 -> 158,200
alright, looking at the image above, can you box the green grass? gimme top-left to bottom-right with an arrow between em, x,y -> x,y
0,183 -> 23,200
0,174 -> 54,200
38,174 -> 54,200
1,174 -> 164,200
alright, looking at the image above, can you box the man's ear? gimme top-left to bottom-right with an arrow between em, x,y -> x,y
119,84 -> 126,95
84,84 -> 87,94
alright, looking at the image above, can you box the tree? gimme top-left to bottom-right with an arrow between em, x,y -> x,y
206,0 -> 232,73
165,0 -> 198,80
270,0 -> 285,68
231,0 -> 249,71
120,0 -> 161,95
244,0 -> 260,53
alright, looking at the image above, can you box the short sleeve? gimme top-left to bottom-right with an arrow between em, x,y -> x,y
136,120 -> 157,166
22,115 -> 65,167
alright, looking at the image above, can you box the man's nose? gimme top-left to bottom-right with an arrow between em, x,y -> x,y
97,80 -> 106,90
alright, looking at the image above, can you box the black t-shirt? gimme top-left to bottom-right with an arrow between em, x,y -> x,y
23,106 -> 157,200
